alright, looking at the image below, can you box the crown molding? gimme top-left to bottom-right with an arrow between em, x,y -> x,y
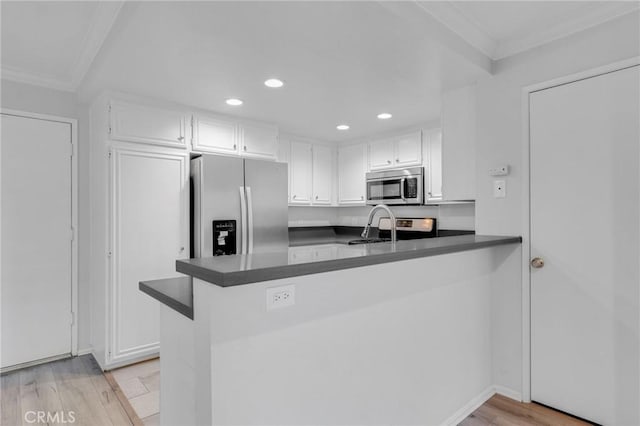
1,1 -> 124,93
414,0 -> 640,61
1,66 -> 75,92
493,2 -> 640,59
69,1 -> 125,88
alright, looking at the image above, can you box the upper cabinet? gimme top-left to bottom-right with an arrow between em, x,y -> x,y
192,113 -> 278,160
441,85 -> 476,201
338,143 -> 367,205
192,114 -> 238,155
368,131 -> 422,170
240,122 -> 279,160
109,101 -> 188,148
288,140 -> 334,206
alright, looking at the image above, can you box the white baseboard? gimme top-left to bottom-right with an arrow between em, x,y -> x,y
441,386 -> 496,426
440,384 -> 523,426
76,347 -> 93,356
494,385 -> 522,402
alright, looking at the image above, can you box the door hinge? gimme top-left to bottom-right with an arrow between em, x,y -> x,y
70,227 -> 75,242
108,104 -> 112,134
108,151 -> 112,159
108,251 -> 112,258
70,311 -> 75,326
70,143 -> 74,158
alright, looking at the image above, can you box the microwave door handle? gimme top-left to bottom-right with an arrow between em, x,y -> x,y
400,178 -> 406,202
239,186 -> 248,255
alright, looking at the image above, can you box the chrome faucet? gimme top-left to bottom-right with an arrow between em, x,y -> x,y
361,204 -> 396,243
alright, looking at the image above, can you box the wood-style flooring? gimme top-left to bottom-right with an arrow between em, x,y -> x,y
1,355 -> 131,426
460,394 -> 593,426
2,355 -> 592,426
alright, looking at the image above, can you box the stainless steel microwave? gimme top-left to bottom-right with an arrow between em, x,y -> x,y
366,167 -> 424,205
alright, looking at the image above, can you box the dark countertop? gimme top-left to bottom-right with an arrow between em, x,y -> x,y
139,277 -> 193,319
176,234 -> 521,288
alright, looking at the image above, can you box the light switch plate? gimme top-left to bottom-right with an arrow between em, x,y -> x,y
489,165 -> 509,176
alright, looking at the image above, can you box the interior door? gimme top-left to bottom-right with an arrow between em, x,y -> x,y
1,113 -> 72,369
530,65 -> 639,425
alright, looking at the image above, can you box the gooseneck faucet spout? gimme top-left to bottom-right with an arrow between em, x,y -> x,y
361,204 -> 396,243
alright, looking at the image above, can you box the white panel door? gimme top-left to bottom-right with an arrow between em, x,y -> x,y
111,148 -> 188,361
369,139 -> 394,170
530,65 -> 639,425
240,122 -> 278,160
1,113 -> 72,368
312,144 -> 333,205
110,101 -> 187,148
192,114 -> 238,155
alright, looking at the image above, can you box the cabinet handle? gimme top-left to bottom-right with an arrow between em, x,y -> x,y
315,195 -> 319,200
428,192 -> 432,196
386,160 -> 391,164
360,195 -> 364,200
293,195 -> 297,199
244,146 -> 248,151
180,247 -> 185,252
177,136 -> 185,141
395,158 -> 399,162
233,144 -> 237,150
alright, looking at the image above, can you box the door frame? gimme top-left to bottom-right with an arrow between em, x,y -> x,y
1,108 -> 79,357
520,56 -> 640,403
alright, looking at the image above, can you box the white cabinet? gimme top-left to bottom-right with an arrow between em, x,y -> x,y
109,101 -> 188,148
441,85 -> 476,201
424,129 -> 443,202
312,144 -> 333,205
240,122 -> 279,160
192,114 -> 278,160
192,114 -> 238,155
289,141 -> 313,204
109,147 -> 188,364
288,141 -> 334,206
338,143 -> 367,205
368,131 -> 422,170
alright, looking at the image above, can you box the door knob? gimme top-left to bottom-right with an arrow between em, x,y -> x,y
531,257 -> 544,268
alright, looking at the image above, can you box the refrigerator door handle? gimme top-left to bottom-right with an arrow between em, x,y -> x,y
246,186 -> 254,254
239,186 -> 248,255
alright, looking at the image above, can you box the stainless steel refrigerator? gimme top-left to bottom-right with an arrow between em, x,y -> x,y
191,154 -> 289,257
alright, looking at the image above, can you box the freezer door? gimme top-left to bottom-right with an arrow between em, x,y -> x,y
194,155 -> 245,258
244,159 -> 289,252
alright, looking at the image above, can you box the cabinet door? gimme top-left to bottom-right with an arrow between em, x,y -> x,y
425,129 -> 443,202
192,114 -> 238,155
241,122 -> 278,160
442,85 -> 476,200
394,131 -> 422,167
338,144 -> 367,205
110,148 -> 188,362
110,101 -> 187,148
289,141 -> 312,204
368,139 -> 394,170
312,144 -> 333,205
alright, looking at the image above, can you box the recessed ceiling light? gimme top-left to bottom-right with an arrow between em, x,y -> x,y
226,98 -> 243,106
377,113 -> 392,120
336,124 -> 350,130
264,78 -> 284,88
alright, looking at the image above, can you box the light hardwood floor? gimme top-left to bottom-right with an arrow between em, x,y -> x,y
2,356 -> 592,426
0,355 -> 131,426
460,394 -> 593,426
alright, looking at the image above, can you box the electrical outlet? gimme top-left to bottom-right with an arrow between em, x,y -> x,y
493,180 -> 506,198
266,285 -> 295,310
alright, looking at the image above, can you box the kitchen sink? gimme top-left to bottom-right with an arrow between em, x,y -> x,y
347,238 -> 392,245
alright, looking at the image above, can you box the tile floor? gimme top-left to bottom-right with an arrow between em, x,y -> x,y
109,358 -> 160,425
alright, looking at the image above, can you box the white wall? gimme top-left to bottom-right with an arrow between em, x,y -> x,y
475,11 -> 640,394
1,79 -> 91,352
289,204 -> 475,230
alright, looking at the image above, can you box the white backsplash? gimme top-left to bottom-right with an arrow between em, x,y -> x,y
289,203 -> 475,230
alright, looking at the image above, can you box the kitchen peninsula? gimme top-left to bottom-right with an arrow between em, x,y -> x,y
143,234 -> 521,426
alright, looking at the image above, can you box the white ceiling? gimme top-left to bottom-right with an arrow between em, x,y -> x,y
1,1 -> 636,141
0,1 -> 123,91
